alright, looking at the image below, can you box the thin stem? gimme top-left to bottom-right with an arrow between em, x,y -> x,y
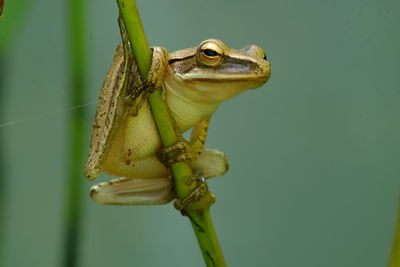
116,0 -> 151,79
0,52 -> 6,267
116,1 -> 226,266
63,0 -> 87,266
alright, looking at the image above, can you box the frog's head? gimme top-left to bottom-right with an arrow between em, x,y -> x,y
165,39 -> 271,104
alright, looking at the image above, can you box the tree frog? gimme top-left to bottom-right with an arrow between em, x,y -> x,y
85,31 -> 271,205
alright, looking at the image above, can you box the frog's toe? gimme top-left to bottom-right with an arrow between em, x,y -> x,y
160,141 -> 197,166
90,177 -> 174,205
190,149 -> 229,179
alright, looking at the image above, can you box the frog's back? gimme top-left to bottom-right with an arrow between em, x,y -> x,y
85,44 -> 135,180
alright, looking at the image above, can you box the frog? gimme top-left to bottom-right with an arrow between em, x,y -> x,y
84,22 -> 271,206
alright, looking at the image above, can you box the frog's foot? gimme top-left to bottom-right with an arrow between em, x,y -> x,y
124,47 -> 169,117
160,141 -> 198,165
90,177 -> 174,205
173,171 -> 211,212
172,150 -> 228,211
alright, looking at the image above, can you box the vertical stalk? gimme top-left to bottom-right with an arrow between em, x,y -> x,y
63,0 -> 86,266
117,1 -> 226,266
0,52 -> 6,267
389,202 -> 400,267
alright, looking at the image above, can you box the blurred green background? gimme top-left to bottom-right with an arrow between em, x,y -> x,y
1,0 -> 399,266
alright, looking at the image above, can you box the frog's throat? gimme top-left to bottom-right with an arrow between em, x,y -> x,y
163,81 -> 219,132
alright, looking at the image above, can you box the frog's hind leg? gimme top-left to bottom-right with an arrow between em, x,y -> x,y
190,148 -> 229,178
90,177 -> 174,205
91,149 -> 229,206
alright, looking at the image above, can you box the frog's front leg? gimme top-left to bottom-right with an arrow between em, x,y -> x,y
161,117 -> 210,165
189,117 -> 210,154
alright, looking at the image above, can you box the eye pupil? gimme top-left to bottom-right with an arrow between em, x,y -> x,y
203,49 -> 219,57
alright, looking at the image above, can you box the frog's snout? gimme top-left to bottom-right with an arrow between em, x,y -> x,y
240,44 -> 267,60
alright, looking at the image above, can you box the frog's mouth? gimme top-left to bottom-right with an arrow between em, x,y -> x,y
165,74 -> 269,105
180,57 -> 271,85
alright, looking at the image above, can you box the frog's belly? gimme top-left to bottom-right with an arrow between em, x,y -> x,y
102,101 -> 166,178
101,98 -> 208,179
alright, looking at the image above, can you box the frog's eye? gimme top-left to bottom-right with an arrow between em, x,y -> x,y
198,41 -> 224,67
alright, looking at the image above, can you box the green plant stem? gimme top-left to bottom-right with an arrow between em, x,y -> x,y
63,0 -> 86,266
0,52 -> 6,267
116,1 -> 226,266
389,201 -> 400,267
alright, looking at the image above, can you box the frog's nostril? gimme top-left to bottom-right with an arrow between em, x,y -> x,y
263,54 -> 267,60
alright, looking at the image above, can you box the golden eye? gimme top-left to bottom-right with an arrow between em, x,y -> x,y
197,41 -> 224,67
